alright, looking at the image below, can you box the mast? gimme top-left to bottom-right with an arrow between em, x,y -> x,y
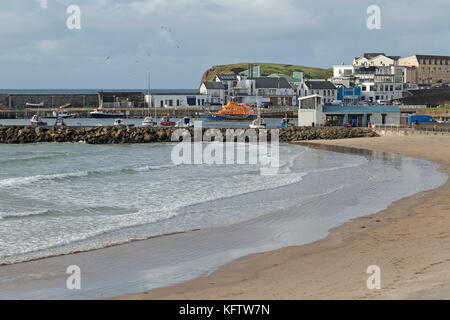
147,71 -> 151,117
148,71 -> 157,121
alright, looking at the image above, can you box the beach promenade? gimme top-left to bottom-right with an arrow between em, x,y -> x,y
117,135 -> 450,300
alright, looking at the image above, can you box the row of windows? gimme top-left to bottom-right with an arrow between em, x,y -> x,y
361,84 -> 403,92
306,89 -> 336,96
420,59 -> 449,65
421,67 -> 450,72
361,95 -> 396,101
157,99 -> 205,107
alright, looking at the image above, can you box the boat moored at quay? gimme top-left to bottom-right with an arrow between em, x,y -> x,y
89,108 -> 124,119
203,101 -> 256,121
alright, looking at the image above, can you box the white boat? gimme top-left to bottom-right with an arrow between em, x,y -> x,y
26,102 -> 44,108
114,119 -> 125,126
30,115 -> 47,126
249,104 -> 266,129
249,117 -> 266,129
50,110 -> 74,119
142,116 -> 156,127
175,117 -> 194,128
114,119 -> 134,127
90,108 -> 124,118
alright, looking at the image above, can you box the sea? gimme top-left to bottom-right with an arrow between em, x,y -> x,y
0,89 -> 196,94
0,142 -> 446,268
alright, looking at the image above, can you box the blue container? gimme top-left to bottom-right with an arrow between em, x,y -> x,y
408,115 -> 433,125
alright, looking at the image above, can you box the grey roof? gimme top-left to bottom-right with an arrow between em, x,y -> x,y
363,53 -> 386,59
202,82 -> 225,90
216,74 -> 238,81
387,56 -> 401,61
305,81 -> 337,90
415,54 -> 450,60
254,77 -> 292,89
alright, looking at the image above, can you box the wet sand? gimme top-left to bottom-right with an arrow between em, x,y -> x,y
118,135 -> 450,299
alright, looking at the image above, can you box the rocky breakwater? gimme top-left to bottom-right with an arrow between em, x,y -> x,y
0,126 -> 377,144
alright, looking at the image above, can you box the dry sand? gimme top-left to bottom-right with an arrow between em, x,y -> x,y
117,135 -> 450,300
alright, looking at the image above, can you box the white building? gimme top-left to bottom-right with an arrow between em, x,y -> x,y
357,65 -> 405,102
331,65 -> 355,87
298,95 -> 400,127
232,77 -> 296,107
199,82 -> 226,105
214,74 -> 239,103
298,81 -> 338,104
353,53 -> 401,67
331,54 -> 405,103
145,93 -> 208,108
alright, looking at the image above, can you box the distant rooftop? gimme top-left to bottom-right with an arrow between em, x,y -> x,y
305,81 -> 336,90
253,77 -> 292,89
202,82 -> 226,90
323,105 -> 400,113
415,54 -> 450,60
216,74 -> 238,81
363,53 -> 386,59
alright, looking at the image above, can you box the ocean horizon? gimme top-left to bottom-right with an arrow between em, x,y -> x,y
0,89 -> 198,95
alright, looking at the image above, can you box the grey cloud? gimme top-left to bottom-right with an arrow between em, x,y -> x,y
0,0 -> 448,88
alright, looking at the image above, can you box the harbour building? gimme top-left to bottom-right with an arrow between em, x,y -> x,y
298,94 -> 400,127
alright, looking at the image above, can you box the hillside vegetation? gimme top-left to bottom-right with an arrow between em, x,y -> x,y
201,62 -> 333,83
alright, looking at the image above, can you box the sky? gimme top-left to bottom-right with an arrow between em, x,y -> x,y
0,0 -> 449,89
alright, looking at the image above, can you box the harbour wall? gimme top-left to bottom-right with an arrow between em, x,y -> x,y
0,107 -> 297,119
0,126 -> 377,144
0,94 -> 100,110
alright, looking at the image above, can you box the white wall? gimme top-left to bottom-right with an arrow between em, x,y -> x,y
298,110 -> 317,126
146,94 -> 207,107
333,65 -> 354,78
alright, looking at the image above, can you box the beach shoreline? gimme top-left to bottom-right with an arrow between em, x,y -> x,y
115,135 -> 450,300
0,135 -> 448,299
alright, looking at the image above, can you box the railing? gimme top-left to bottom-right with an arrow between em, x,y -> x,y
373,123 -> 450,134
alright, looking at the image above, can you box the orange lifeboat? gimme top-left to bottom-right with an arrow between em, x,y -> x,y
204,102 -> 256,121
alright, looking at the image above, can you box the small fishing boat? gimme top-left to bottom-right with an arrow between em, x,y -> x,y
54,117 -> 67,126
26,102 -> 44,108
114,119 -> 134,127
113,119 -> 134,127
249,117 -> 266,129
204,101 -> 256,121
50,110 -> 74,119
114,119 -> 125,126
159,115 -> 175,127
175,117 -> 194,128
90,108 -> 124,119
280,117 -> 293,128
142,116 -> 156,127
249,105 -> 266,129
30,115 -> 47,126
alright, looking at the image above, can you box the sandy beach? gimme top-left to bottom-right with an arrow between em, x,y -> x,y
117,135 -> 450,300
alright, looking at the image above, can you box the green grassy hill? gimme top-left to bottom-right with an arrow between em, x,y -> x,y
201,62 -> 333,83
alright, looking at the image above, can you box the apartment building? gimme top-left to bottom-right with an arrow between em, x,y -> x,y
397,55 -> 450,88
